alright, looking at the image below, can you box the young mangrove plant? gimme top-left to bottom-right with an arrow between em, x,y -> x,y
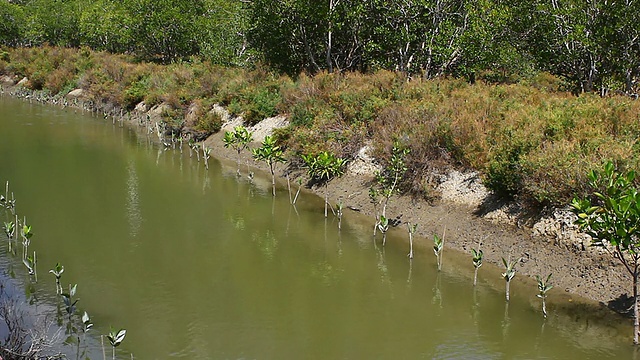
407,222 -> 418,259
293,178 -> 303,205
536,274 -> 553,318
22,251 -> 36,280
50,262 -> 64,294
375,142 -> 410,218
62,284 -> 78,323
106,328 -> 127,360
335,201 -> 344,230
571,160 -> 640,344
502,257 -> 518,302
369,187 -> 382,236
433,230 -> 445,271
252,135 -> 286,196
471,248 -> 484,286
302,151 -> 346,217
202,144 -> 212,170
3,220 -> 15,252
223,125 -> 253,175
21,223 -> 33,260
378,215 -> 390,246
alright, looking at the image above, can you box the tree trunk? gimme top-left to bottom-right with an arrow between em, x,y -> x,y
506,280 -> 510,302
324,183 -> 328,218
474,268 -> 478,287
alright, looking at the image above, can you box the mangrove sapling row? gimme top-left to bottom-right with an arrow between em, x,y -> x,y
252,135 -> 286,197
572,161 -> 640,345
536,274 -> 553,318
223,125 -> 253,175
0,180 -> 132,359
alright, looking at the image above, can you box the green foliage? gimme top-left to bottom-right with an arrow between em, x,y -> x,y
501,257 -> 518,282
433,233 -> 444,271
302,151 -> 346,183
471,249 -> 483,269
252,135 -> 286,195
572,161 -> 640,343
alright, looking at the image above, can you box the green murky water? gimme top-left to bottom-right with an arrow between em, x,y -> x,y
0,96 -> 635,359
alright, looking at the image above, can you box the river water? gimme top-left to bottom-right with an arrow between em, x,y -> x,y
0,96 -> 635,359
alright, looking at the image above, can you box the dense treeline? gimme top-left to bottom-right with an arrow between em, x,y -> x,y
0,0 -> 638,94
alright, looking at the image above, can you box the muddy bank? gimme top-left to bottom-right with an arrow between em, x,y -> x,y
204,117 -> 629,313
1,83 -> 630,315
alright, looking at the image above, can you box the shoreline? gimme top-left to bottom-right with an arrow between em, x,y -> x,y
1,83 -> 631,318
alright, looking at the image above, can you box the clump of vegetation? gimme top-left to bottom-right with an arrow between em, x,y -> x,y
223,125 -> 253,175
252,135 -> 286,196
302,151 -> 346,218
572,161 -> 640,344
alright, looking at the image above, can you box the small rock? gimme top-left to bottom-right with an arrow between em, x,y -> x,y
66,88 -> 84,98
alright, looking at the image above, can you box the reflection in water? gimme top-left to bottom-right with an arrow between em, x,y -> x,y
126,159 -> 142,239
252,230 -> 278,260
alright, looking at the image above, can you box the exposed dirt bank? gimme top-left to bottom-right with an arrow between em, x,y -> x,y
1,84 -> 631,318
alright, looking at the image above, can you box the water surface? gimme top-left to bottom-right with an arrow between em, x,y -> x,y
0,96 -> 634,359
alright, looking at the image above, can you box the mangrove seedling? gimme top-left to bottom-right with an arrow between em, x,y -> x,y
407,222 -> 418,259
369,187 -> 381,236
3,221 -> 15,252
78,311 -> 93,360
375,142 -> 409,218
22,251 -> 36,279
21,223 -> 33,260
202,144 -> 211,170
107,328 -> 127,360
572,161 -> 640,344
223,125 -> 253,175
378,215 -> 390,246
252,136 -> 286,196
536,274 -> 553,318
302,151 -> 346,217
62,284 -> 78,319
433,231 -> 445,271
471,248 -> 484,286
502,257 -> 518,301
335,201 -> 344,230
49,262 -> 64,294
293,178 -> 303,205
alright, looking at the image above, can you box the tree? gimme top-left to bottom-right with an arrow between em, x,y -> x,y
252,136 -> 286,196
571,161 -> 640,345
302,151 -> 346,217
